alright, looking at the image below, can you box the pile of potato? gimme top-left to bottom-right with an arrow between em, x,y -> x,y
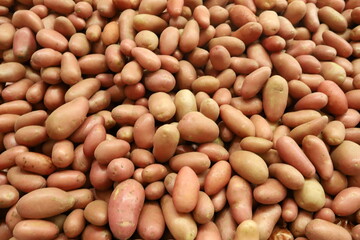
0,0 -> 360,239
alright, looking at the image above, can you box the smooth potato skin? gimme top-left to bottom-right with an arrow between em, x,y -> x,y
16,187 -> 76,219
137,202 -> 165,240
108,179 -> 145,240
45,97 -> 89,140
13,220 -> 59,240
305,219 -> 352,240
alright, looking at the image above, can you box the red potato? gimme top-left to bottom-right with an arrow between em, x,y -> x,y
241,66 -> 271,99
6,166 -> 46,193
281,198 -> 298,223
89,160 -> 113,191
145,181 -> 165,200
169,152 -> 210,174
288,116 -> 328,144
331,140 -> 360,176
204,161 -> 231,196
305,219 -> 352,240
0,62 -> 26,83
84,200 -> 108,226
137,202 -> 165,240
83,124 -> 106,157
276,136 -> 316,178
13,27 -> 37,62
196,143 -> 229,162
226,175 -> 252,224
47,170 -> 86,191
253,178 -> 287,204
67,188 -> 94,209
142,164 -> 168,183
331,187 -> 360,216
220,104 -> 255,137
13,220 -> 59,240
12,10 -> 44,32
253,204 -> 282,240
172,166 -> 200,213
108,179 -> 145,240
290,210 -> 313,238
234,220 -> 259,240
46,97 -> 89,140
63,209 -> 86,238
193,191 -> 214,224
81,224 -> 112,240
15,151 -> 56,175
17,187 -> 75,219
0,184 -> 19,208
15,125 -> 48,147
271,52 -> 302,81
215,208 -> 237,240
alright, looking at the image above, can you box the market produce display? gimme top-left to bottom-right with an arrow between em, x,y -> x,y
0,0 -> 360,239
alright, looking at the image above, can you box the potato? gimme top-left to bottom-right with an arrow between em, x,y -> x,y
226,175 -> 252,224
13,220 -> 59,240
204,161 -> 231,196
169,152 -> 211,174
108,179 -> 145,240
63,209 -> 86,238
94,139 -> 130,165
253,204 -> 282,240
234,220 -> 259,240
331,140 -> 360,176
331,187 -> 360,216
294,178 -> 326,212
137,202 -> 165,240
305,219 -> 352,240
173,166 -> 200,213
178,111 -> 219,143
161,194 -> 197,240
84,200 -> 108,226
16,187 -> 75,219
15,151 -> 56,175
46,170 -> 86,191
229,150 -> 268,185
0,184 -> 19,208
7,166 -> 46,193
253,178 -> 287,204
45,97 -> 89,140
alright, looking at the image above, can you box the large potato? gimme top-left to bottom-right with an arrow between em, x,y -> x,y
45,97 -> 89,140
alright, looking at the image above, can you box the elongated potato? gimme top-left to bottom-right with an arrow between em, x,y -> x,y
137,202 -> 165,240
229,150 -> 268,185
45,97 -> 89,140
13,220 -> 59,240
161,194 -> 197,240
173,166 -> 200,213
108,179 -> 145,240
305,219 -> 352,240
16,187 -> 75,219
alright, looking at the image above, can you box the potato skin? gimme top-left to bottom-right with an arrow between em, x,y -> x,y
45,97 -> 89,140
16,187 -> 76,219
137,201 -> 165,240
177,111 -> 219,143
294,178 -> 326,212
13,220 -> 59,240
108,179 -> 145,240
331,140 -> 360,176
305,219 -> 352,240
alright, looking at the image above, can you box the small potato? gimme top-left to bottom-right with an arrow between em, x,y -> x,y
305,219 -> 352,240
16,187 -> 76,219
46,170 -> 86,191
276,136 -> 316,178
331,140 -> 360,176
145,181 -> 165,200
215,208 -> 237,240
15,151 -> 56,175
204,161 -> 231,196
83,124 -> 106,157
67,188 -> 94,209
144,69 -> 176,93
94,139 -> 130,165
321,170 -> 348,196
106,158 -> 134,182
148,92 -> 176,122
169,152 -> 211,174
14,125 -> 48,147
294,178 -> 326,212
89,160 -> 113,191
81,224 -> 112,240
142,164 -> 168,183
36,29 -> 68,53
7,166 -> 46,193
220,104 -> 255,138
322,120 -> 345,146
78,54 -> 108,75
270,52 -> 302,80
52,140 -> 75,168
45,97 -> 89,140
133,14 -> 168,35
161,194 -> 197,240
193,191 -> 214,224
196,143 -> 229,162
13,220 -> 59,240
111,104 -> 149,125
234,220 -> 259,240
131,47 -> 161,72
153,124 -> 180,163
331,187 -> 360,216
12,10 -> 44,32
137,202 -> 165,240
63,209 -> 86,238
240,136 -> 273,154
253,204 -> 282,240
290,210 -> 313,237
288,116 -> 328,144
318,80 -> 348,115
262,75 -> 289,122
226,175 -> 252,224
229,150 -> 268,185
173,166 -> 200,213
108,179 -> 145,240
178,111 -> 219,143
179,19 -> 200,53
0,184 -> 19,208
130,149 -> 155,168
84,200 -> 108,226
253,178 -> 287,204
0,62 -> 26,83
